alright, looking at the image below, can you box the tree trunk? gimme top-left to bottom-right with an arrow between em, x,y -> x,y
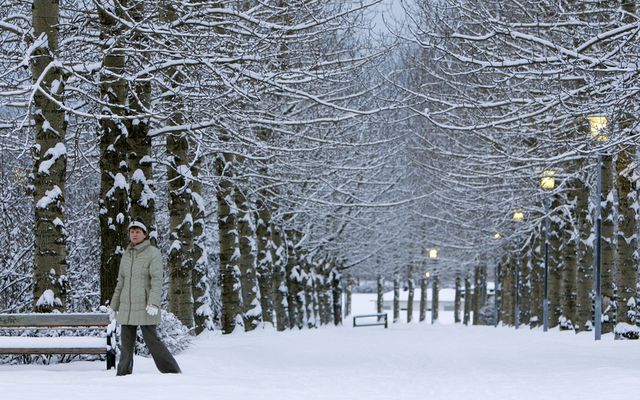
285,230 -> 300,329
331,267 -> 342,326
236,187 -> 261,331
432,272 -> 439,324
393,274 -> 400,323
472,266 -> 480,325
575,174 -> 594,332
454,275 -> 461,323
407,265 -> 414,323
272,225 -> 289,331
376,274 -> 384,321
255,199 -> 275,327
502,255 -> 514,326
463,274 -> 471,325
520,250 -> 531,326
31,0 -> 69,312
549,195 -> 562,329
126,1 -> 156,242
161,1 -> 195,330
614,2 -> 638,339
529,226 -> 543,328
216,153 -> 243,334
615,144 -> 638,330
560,188 -> 578,331
601,154 -> 615,333
419,278 -> 427,322
98,1 -> 128,306
344,274 -> 352,318
190,153 -> 213,334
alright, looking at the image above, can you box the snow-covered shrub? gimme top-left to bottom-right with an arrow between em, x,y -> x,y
614,322 -> 640,340
131,311 -> 192,357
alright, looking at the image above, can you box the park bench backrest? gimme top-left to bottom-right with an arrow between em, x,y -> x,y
0,314 -> 109,328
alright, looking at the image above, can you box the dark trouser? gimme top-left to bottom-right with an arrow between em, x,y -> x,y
116,325 -> 181,376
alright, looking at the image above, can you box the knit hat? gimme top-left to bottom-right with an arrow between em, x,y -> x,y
128,218 -> 147,233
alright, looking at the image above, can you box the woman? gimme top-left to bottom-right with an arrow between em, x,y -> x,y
110,219 -> 181,376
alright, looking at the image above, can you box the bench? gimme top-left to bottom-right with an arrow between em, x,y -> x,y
0,313 -> 116,369
353,313 -> 388,328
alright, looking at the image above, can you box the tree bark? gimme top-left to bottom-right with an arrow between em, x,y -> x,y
393,274 -> 400,323
419,278 -> 427,322
272,225 -> 289,331
236,187 -> 261,331
98,1 -> 129,306
216,152 -> 243,334
575,174 -> 593,332
463,274 -> 471,325
407,265 -> 414,323
31,0 -> 69,312
600,154 -> 615,333
454,275 -> 461,323
126,1 -> 156,243
432,272 -> 439,324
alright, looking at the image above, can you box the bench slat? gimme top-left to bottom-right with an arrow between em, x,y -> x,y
0,348 -> 107,355
0,314 -> 109,328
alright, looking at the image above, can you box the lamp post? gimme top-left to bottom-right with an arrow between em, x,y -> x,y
429,248 -> 438,324
588,115 -> 608,341
513,211 -> 524,329
540,170 -> 555,332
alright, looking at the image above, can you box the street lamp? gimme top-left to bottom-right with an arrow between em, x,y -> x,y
512,210 -> 524,329
540,170 -> 555,332
588,114 -> 608,341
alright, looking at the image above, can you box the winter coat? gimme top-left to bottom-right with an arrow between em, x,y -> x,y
110,240 -> 163,325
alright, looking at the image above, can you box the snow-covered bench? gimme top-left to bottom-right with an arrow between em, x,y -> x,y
0,313 -> 116,369
353,313 -> 388,328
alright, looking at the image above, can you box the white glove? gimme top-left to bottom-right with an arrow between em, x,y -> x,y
146,304 -> 159,316
109,309 -> 117,321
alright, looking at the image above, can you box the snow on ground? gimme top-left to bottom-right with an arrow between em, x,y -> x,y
1,294 -> 639,400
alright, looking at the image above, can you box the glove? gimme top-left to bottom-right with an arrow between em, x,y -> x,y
146,304 -> 159,316
108,308 -> 117,321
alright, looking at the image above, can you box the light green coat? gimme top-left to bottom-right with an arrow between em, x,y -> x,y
110,240 -> 163,325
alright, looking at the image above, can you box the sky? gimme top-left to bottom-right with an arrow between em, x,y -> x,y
368,0 -> 409,35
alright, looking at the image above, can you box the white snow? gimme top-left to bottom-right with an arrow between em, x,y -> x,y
35,185 -> 62,209
37,143 -> 66,175
1,294 -> 639,400
34,289 -> 62,308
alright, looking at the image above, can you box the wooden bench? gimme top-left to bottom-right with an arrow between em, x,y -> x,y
0,313 -> 116,369
353,313 -> 388,328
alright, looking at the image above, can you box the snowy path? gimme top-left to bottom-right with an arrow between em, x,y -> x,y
1,296 -> 639,400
